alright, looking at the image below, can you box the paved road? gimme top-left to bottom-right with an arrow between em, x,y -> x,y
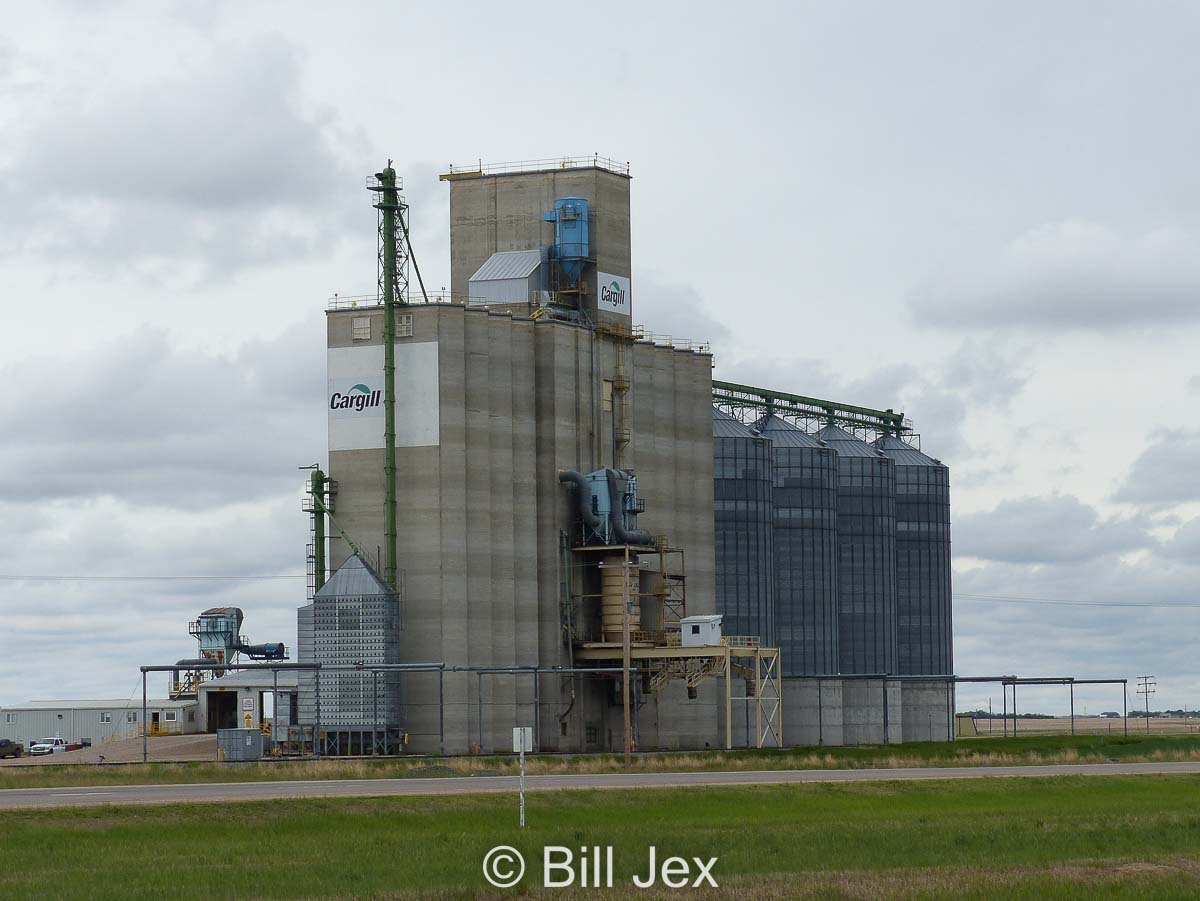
5,761 -> 1200,810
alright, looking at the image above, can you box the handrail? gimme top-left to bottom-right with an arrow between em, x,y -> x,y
441,155 -> 630,179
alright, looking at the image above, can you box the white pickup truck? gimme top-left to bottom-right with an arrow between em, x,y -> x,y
28,737 -> 70,756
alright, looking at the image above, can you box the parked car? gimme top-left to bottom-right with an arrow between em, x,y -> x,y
0,739 -> 23,759
28,737 -> 69,756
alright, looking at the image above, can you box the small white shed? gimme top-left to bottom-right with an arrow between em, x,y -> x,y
467,249 -> 543,305
681,615 -> 723,647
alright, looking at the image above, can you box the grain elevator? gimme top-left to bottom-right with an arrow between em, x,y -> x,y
305,158 -> 743,756
299,156 -> 953,756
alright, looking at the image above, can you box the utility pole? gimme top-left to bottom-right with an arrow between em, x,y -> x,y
622,551 -> 633,769
1137,675 -> 1156,735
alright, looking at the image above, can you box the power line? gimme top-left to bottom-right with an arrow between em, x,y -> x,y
956,593 -> 1200,609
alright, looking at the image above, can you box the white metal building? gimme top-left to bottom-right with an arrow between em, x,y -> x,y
0,699 -> 198,747
196,669 -> 299,733
467,249 -> 544,305
681,615 -> 724,647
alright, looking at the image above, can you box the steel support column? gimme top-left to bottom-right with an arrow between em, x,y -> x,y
142,672 -> 148,764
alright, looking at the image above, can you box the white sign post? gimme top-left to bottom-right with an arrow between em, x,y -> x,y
512,726 -> 532,828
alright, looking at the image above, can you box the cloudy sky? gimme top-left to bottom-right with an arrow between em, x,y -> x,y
2,1 -> 1198,715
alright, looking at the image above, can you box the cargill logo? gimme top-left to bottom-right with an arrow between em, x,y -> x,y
330,383 -> 382,412
601,280 -> 627,309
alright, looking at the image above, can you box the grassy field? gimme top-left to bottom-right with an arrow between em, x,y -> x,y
4,732 -> 1200,791
5,775 -> 1200,898
961,715 -> 1200,737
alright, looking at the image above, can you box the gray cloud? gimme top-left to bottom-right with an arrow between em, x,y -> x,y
909,221 -> 1200,330
1160,516 -> 1200,562
0,34 -> 355,275
953,553 -> 1200,712
1114,429 -> 1200,507
956,494 -> 1147,564
0,317 -> 325,507
0,492 -> 310,705
633,272 -> 733,348
720,339 -> 1029,462
5,1 -> 1200,712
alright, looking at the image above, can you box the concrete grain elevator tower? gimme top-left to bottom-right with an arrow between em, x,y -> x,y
309,157 -> 723,755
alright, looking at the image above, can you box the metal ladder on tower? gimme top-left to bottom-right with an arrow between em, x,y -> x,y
612,330 -> 632,467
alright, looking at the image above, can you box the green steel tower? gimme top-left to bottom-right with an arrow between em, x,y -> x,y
369,163 -> 410,593
310,468 -> 327,594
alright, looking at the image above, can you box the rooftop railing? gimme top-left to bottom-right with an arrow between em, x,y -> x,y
326,294 -> 712,354
327,292 -> 459,310
442,155 -> 631,178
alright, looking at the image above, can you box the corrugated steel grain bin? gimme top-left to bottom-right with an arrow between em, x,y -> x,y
758,415 -> 839,676
712,408 -> 774,645
816,424 -> 896,675
875,434 -> 952,675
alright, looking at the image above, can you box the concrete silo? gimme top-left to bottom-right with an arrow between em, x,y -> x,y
313,158 -> 720,755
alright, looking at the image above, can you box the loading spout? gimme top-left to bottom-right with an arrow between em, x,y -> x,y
558,471 -> 601,531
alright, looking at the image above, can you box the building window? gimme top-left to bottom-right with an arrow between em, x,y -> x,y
4,713 -> 14,724
352,316 -> 371,340
397,313 -> 414,338
585,723 -> 598,744
164,710 -> 178,723
126,711 -> 137,723
99,712 -> 111,723
691,625 -> 701,635
188,711 -> 195,723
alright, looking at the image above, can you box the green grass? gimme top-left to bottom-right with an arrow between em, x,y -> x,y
5,776 -> 1200,898
5,732 -> 1200,791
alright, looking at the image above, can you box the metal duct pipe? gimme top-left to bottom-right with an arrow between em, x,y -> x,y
558,471 -> 601,532
234,642 -> 287,660
606,470 -> 653,546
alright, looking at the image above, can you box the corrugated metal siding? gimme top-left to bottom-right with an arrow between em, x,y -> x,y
468,250 -> 542,306
467,276 -> 535,305
758,415 -> 840,676
296,603 -> 316,726
712,406 -> 757,439
817,425 -> 897,675
876,435 -> 953,675
713,408 -> 774,646
469,249 -> 541,281
300,555 -> 401,728
0,703 -> 195,747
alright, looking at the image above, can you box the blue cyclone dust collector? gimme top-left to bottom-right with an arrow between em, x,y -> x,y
543,197 -> 590,289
